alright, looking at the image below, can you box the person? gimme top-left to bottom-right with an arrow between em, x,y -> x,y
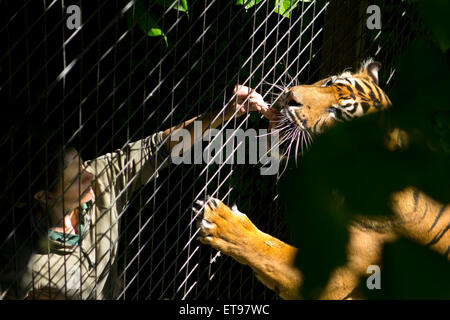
0,85 -> 272,299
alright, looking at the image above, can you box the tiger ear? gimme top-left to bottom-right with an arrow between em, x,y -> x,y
363,61 -> 382,85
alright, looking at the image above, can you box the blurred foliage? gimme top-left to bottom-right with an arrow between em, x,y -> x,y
361,239 -> 450,299
408,0 -> 450,52
127,0 -> 190,46
280,0 -> 450,299
273,0 -> 312,18
130,1 -> 163,44
236,0 -> 265,11
237,0 -> 312,18
129,0 -> 314,45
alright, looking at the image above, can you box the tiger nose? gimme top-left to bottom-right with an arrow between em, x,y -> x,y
286,88 -> 295,98
278,89 -> 290,105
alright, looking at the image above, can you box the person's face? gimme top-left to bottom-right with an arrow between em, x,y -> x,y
45,148 -> 94,211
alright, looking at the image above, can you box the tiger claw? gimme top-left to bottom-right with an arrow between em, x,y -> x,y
201,219 -> 215,229
206,196 -> 220,209
193,197 -> 218,237
192,202 -> 201,216
193,195 -> 256,267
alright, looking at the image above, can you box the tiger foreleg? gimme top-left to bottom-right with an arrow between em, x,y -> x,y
193,196 -> 302,300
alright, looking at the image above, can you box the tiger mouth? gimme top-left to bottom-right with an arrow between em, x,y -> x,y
266,87 -> 314,175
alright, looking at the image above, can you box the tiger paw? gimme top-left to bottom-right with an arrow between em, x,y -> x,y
193,196 -> 258,264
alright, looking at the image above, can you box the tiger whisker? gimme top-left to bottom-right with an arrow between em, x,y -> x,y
306,130 -> 313,148
272,115 -> 290,124
263,81 -> 285,92
273,125 -> 292,133
278,129 -> 299,177
255,127 -> 286,138
270,122 -> 293,132
258,128 -> 296,162
281,127 -> 298,142
294,129 -> 301,166
301,131 -> 306,155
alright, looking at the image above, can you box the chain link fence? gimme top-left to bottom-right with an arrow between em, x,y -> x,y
1,0 -> 422,300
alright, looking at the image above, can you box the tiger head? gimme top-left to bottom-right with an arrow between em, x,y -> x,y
272,59 -> 392,156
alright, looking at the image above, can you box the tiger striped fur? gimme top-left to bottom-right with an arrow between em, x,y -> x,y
194,60 -> 450,300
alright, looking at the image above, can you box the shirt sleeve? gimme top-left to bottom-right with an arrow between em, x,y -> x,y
84,131 -> 171,210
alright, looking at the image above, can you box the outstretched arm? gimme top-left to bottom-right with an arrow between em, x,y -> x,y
161,85 -> 272,151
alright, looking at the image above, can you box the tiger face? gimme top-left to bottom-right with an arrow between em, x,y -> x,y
273,60 -> 392,153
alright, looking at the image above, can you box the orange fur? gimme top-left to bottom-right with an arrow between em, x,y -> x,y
196,61 -> 449,299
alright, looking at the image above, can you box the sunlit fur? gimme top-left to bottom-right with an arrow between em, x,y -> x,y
269,59 -> 392,172
198,60 -> 450,300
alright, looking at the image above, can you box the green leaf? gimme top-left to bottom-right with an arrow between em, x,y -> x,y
178,0 -> 189,14
236,0 -> 264,11
147,27 -> 169,46
130,0 -> 168,45
237,0 -> 311,14
274,0 -> 310,18
154,0 -> 189,16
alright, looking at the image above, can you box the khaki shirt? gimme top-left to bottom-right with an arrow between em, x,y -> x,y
2,132 -> 170,299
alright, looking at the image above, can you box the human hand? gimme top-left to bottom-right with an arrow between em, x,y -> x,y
232,85 -> 268,114
228,85 -> 278,120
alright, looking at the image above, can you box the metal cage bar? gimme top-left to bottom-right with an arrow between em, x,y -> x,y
0,0 -> 421,300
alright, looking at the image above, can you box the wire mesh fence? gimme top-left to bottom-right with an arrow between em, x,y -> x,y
1,0 -> 423,300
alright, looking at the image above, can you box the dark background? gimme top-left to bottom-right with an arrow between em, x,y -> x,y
2,0 -> 447,300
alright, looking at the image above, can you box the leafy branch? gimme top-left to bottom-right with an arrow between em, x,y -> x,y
128,0 -> 189,46
236,0 -> 312,18
128,0 -> 311,45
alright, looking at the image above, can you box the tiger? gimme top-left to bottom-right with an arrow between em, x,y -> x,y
192,59 -> 450,300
